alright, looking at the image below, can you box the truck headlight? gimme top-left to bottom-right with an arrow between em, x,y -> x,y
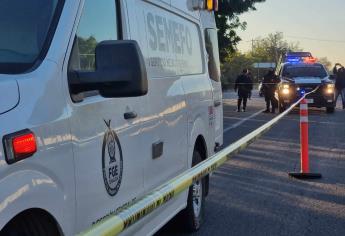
282,88 -> 290,95
326,84 -> 335,94
283,84 -> 290,89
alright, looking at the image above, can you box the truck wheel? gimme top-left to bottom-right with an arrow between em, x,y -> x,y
1,210 -> 60,236
326,107 -> 335,113
179,150 -> 205,232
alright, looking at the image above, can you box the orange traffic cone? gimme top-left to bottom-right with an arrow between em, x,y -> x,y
289,99 -> 322,179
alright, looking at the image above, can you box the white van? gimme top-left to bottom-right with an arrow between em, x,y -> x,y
0,0 -> 222,235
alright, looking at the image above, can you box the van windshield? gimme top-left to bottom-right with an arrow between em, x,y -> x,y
283,65 -> 327,78
0,0 -> 63,74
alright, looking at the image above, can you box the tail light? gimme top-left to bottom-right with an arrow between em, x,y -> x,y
303,57 -> 317,64
3,129 -> 37,164
206,0 -> 218,11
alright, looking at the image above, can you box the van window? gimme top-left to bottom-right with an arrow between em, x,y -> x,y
0,0 -> 63,74
205,29 -> 221,82
69,0 -> 119,71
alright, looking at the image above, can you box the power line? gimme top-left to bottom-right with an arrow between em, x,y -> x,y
242,36 -> 345,44
285,35 -> 345,43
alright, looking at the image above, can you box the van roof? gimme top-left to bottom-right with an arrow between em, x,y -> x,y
170,0 -> 200,20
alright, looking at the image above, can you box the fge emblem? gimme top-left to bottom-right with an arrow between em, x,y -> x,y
102,120 -> 123,196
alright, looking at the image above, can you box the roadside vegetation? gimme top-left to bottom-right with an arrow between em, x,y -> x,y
217,1 -> 332,89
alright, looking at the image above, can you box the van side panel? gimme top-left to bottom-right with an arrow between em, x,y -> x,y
171,0 -> 200,19
0,0 -> 87,234
201,11 -> 223,148
123,0 -> 213,235
0,61 -> 75,236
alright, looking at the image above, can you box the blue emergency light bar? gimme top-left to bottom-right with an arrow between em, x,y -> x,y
284,52 -> 316,64
286,57 -> 303,63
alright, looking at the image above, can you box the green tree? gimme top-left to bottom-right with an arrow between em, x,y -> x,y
252,32 -> 302,64
318,57 -> 332,72
221,33 -> 302,89
216,0 -> 266,62
77,36 -> 98,70
221,52 -> 255,88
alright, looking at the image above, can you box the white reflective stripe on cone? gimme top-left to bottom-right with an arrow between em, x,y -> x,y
300,104 -> 308,110
300,116 -> 309,123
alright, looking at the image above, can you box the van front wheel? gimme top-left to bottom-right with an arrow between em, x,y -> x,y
1,210 -> 60,236
180,150 -> 205,232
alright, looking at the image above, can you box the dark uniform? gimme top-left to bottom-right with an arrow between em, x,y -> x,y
263,70 -> 280,113
235,71 -> 253,112
333,64 -> 345,109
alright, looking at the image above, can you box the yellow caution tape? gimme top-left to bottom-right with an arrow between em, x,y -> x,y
79,94 -> 312,236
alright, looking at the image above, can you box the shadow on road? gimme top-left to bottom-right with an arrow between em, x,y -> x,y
156,94 -> 345,236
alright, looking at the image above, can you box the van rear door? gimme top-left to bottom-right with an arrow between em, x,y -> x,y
205,28 -> 223,148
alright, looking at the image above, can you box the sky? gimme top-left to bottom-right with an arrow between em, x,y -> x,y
237,0 -> 345,65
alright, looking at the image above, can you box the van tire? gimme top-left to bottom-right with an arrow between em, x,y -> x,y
1,210 -> 60,236
179,150 -> 205,232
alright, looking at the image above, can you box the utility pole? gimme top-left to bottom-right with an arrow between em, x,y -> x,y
251,39 -> 254,56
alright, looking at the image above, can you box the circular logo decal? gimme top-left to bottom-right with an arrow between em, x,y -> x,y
102,120 -> 123,197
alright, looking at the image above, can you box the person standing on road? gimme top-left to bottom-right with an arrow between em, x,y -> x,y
235,69 -> 253,112
248,70 -> 254,100
262,68 -> 280,113
333,63 -> 345,109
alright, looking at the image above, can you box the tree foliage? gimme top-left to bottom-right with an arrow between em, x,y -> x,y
221,32 -> 333,88
221,52 -> 255,89
216,0 -> 266,62
77,36 -> 98,70
318,57 -> 332,71
252,32 -> 301,64
221,33 -> 301,88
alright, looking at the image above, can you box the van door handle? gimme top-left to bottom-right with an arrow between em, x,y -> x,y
124,111 -> 137,120
214,100 -> 222,107
152,141 -> 164,159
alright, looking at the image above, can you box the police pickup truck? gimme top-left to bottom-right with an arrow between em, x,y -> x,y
0,0 -> 222,235
276,53 -> 336,113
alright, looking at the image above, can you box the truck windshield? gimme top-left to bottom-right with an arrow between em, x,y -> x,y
0,0 -> 63,74
283,65 -> 327,78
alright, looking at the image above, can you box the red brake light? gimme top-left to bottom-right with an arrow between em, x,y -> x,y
12,133 -> 37,157
3,130 -> 37,164
303,57 -> 317,64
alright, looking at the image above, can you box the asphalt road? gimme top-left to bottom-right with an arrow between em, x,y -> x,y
157,91 -> 345,236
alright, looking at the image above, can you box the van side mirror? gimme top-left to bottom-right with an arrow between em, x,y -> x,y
69,40 -> 148,98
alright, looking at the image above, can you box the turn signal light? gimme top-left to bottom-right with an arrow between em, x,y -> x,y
192,0 -> 218,11
3,130 -> 37,164
206,0 -> 218,11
